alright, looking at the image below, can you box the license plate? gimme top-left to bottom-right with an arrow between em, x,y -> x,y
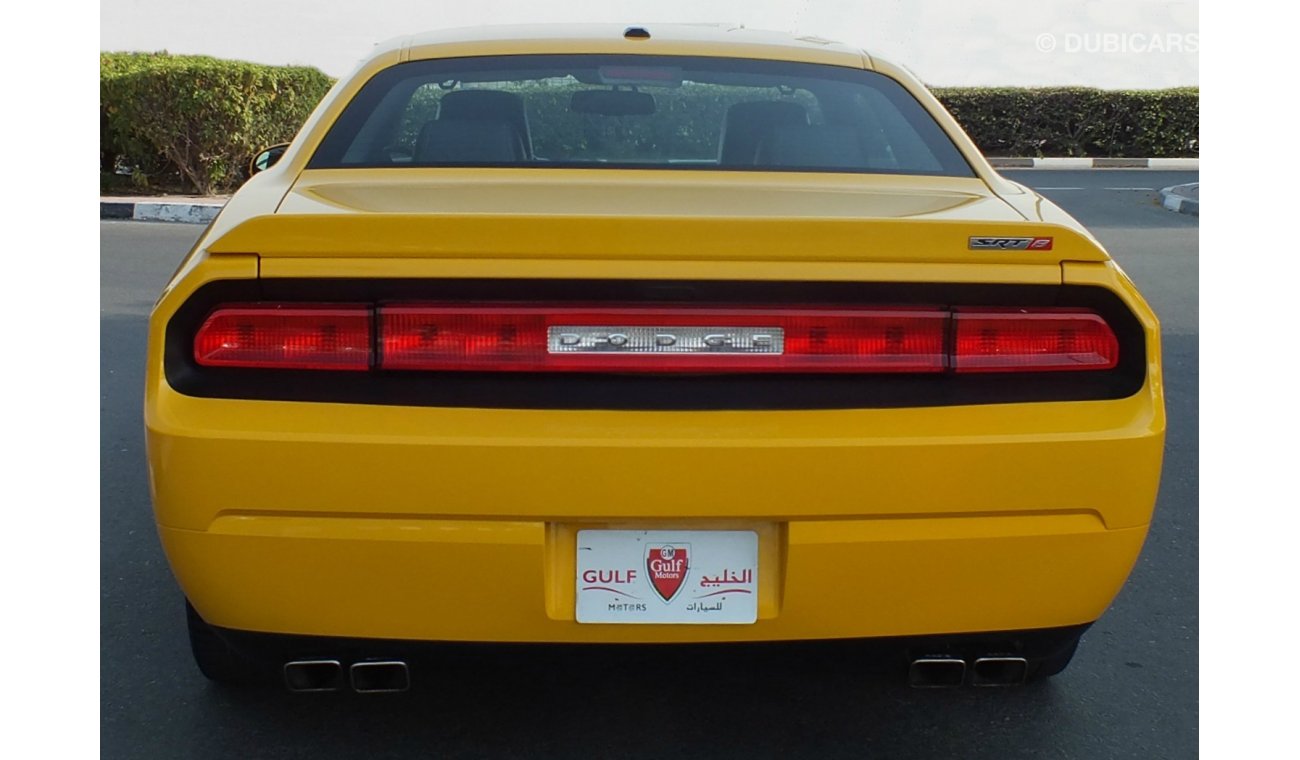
576,530 -> 758,624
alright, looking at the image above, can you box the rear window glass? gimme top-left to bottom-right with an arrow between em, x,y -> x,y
309,54 -> 974,177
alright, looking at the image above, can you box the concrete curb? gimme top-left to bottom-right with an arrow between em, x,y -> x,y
101,199 -> 224,224
1159,183 -> 1200,217
988,157 -> 1198,170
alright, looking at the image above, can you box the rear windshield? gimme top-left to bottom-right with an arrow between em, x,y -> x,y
309,54 -> 974,177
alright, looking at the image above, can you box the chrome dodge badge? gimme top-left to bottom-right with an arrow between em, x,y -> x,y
547,326 -> 784,354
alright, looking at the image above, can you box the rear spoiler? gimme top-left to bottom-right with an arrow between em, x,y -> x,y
205,213 -> 1109,266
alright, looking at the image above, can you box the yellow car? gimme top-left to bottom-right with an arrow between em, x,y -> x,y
146,24 -> 1164,692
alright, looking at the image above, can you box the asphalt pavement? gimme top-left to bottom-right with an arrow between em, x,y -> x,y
101,170 -> 1198,759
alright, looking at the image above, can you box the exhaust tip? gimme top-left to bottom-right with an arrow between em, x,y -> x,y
284,660 -> 343,692
971,656 -> 1029,687
908,657 -> 966,688
350,661 -> 410,693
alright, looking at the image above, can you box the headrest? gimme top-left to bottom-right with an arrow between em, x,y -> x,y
719,101 -> 810,165
414,119 -> 523,163
755,125 -> 869,169
438,90 -> 531,157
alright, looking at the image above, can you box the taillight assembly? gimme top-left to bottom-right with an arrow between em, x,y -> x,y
192,303 -> 1119,374
380,305 -> 947,373
193,305 -> 372,371
953,310 -> 1118,372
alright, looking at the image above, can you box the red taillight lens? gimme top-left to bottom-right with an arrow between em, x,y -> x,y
194,304 -> 372,370
953,310 -> 1119,373
379,305 -> 948,373
192,303 -> 1121,375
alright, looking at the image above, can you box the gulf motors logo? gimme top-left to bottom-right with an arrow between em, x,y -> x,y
646,544 -> 690,603
968,236 -> 1054,251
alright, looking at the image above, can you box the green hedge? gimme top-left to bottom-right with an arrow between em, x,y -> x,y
101,52 -> 334,194
933,87 -> 1198,158
100,52 -> 171,177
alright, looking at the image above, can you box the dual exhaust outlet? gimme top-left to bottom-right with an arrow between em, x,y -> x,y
909,656 -> 1029,688
283,660 -> 410,693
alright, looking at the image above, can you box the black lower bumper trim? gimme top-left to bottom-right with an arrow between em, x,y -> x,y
211,622 -> 1091,674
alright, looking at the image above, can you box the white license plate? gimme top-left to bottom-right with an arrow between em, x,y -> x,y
576,530 -> 758,624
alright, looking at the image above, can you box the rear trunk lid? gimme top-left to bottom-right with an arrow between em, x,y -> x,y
207,169 -> 1108,267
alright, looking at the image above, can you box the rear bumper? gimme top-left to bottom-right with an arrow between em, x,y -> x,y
161,516 -> 1147,643
150,381 -> 1161,643
147,258 -> 1163,644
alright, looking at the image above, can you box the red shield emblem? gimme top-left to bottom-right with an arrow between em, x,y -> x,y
646,544 -> 690,603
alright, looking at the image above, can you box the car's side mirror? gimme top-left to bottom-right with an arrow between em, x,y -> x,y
249,143 -> 290,177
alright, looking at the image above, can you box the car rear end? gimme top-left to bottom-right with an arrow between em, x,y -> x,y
145,34 -> 1163,688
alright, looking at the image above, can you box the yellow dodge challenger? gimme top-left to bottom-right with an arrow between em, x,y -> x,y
145,24 -> 1164,691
